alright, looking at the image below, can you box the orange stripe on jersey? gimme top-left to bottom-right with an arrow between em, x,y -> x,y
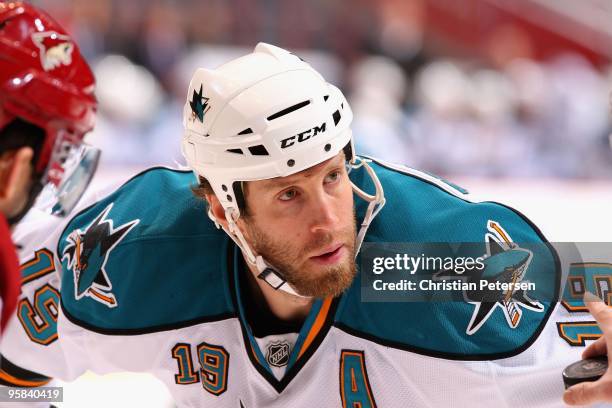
88,288 -> 116,305
298,297 -> 332,359
489,221 -> 510,244
75,236 -> 82,270
557,322 -> 602,346
511,311 -> 520,326
561,300 -> 588,313
571,263 -> 612,269
21,249 -> 56,285
0,369 -> 51,387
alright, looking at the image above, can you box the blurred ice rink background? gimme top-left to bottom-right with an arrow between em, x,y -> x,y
32,0 -> 612,178
27,0 -> 612,406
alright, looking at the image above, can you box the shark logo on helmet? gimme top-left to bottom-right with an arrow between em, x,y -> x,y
62,203 -> 139,308
31,31 -> 74,71
189,84 -> 211,123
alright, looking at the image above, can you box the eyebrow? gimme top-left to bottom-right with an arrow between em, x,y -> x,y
260,155 -> 344,192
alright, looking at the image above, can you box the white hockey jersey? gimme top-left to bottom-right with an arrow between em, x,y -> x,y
1,161 -> 609,407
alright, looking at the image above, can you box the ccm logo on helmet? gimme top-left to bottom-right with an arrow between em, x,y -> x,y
280,123 -> 326,149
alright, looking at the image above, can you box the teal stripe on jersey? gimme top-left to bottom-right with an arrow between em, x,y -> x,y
286,299 -> 324,371
232,247 -> 273,375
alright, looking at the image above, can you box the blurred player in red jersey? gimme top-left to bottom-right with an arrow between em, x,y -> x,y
0,1 -> 98,334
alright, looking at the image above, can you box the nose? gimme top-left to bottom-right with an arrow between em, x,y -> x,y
308,189 -> 340,234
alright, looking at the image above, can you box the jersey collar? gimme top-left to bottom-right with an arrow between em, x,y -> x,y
228,243 -> 339,393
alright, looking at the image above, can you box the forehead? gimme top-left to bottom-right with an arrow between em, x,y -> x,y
251,152 -> 344,190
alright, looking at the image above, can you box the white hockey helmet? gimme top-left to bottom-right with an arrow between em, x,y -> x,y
182,42 -> 354,216
181,43 -> 384,297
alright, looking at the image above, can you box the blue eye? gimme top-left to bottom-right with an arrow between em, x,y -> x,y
279,189 -> 297,201
324,170 -> 340,183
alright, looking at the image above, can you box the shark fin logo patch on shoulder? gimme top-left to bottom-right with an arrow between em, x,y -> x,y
435,220 -> 544,336
463,221 -> 544,335
62,203 -> 139,308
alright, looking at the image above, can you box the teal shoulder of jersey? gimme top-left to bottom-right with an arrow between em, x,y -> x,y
58,160 -> 559,355
336,159 -> 560,359
58,167 -> 235,334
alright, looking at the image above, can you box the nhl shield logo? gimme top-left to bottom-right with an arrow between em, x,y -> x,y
266,342 -> 290,368
31,31 -> 74,71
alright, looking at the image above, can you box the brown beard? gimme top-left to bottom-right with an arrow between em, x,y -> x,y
243,211 -> 357,298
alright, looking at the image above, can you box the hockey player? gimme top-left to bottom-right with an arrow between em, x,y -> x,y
0,0 -> 98,394
9,43 -> 611,407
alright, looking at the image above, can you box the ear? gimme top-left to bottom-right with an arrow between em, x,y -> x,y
206,192 -> 254,244
206,192 -> 229,230
0,147 -> 34,219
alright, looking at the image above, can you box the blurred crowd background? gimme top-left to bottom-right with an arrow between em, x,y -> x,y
33,0 -> 612,178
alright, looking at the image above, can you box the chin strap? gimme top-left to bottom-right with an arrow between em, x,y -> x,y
207,206 -> 306,297
209,156 -> 385,298
348,157 -> 386,255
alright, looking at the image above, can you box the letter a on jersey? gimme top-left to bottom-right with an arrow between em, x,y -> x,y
62,203 -> 139,308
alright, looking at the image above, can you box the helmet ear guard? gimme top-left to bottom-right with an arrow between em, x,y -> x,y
343,136 -> 356,164
182,43 -> 385,297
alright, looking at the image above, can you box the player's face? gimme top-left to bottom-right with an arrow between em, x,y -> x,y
240,152 -> 357,298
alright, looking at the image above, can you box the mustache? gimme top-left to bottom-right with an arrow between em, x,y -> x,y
245,211 -> 357,261
304,226 -> 356,256
303,232 -> 334,254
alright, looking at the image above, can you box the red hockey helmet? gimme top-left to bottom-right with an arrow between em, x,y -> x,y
0,1 -> 99,217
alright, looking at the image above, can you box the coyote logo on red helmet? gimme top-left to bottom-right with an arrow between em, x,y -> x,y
31,31 -> 74,71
